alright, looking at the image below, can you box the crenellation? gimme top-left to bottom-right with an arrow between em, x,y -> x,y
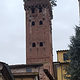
24,0 -> 53,19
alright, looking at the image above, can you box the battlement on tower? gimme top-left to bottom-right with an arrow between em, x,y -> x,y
24,0 -> 51,6
23,0 -> 53,19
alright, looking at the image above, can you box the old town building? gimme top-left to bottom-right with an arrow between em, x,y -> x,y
53,50 -> 69,80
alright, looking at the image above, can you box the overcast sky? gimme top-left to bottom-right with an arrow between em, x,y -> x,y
0,0 -> 79,64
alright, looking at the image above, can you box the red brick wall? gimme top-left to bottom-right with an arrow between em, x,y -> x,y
24,0 -> 53,76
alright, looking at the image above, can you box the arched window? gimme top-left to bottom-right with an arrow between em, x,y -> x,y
40,42 -> 43,47
39,21 -> 43,25
32,21 -> 35,26
32,43 -> 36,47
39,7 -> 42,13
31,8 -> 35,13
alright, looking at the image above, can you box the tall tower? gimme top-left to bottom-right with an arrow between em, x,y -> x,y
23,0 -> 53,65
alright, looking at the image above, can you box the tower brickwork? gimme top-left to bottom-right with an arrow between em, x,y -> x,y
23,0 -> 53,75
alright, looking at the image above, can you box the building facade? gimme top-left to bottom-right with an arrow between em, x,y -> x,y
0,62 -> 39,80
55,50 -> 69,80
10,63 -> 53,80
0,62 -> 55,80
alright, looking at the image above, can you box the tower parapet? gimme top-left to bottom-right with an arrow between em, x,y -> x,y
23,0 -> 53,19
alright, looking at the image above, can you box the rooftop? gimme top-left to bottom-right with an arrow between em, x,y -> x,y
57,50 -> 69,52
9,63 -> 43,69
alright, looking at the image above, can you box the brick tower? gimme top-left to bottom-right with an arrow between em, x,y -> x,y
23,0 -> 53,70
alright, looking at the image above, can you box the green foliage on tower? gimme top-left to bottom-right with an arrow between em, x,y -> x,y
65,26 -> 80,80
49,0 -> 57,6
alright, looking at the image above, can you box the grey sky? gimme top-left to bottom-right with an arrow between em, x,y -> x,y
0,0 -> 79,64
52,0 -> 79,61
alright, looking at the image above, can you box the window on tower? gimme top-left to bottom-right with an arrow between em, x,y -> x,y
32,21 -> 35,26
40,42 -> 43,47
32,43 -> 36,47
31,8 -> 35,13
39,7 -> 42,13
39,21 -> 43,25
